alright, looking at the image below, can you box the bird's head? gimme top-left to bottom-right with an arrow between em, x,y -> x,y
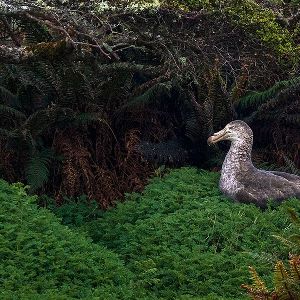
207,120 -> 253,146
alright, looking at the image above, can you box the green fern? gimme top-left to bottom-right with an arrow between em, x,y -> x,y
238,76 -> 300,110
25,148 -> 54,191
22,107 -> 75,137
288,208 -> 300,225
118,82 -> 173,112
18,18 -> 52,45
0,128 -> 21,139
243,210 -> 300,300
73,112 -> 107,126
0,86 -> 19,107
273,209 -> 300,251
0,104 -> 26,122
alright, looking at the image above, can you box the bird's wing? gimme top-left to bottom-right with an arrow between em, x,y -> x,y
268,171 -> 300,185
236,169 -> 300,207
234,187 -> 265,207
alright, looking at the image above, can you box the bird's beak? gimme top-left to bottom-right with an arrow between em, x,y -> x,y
207,128 -> 229,146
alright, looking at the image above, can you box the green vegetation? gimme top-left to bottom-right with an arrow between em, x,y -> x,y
59,167 -> 299,300
162,0 -> 298,58
41,194 -> 105,227
226,2 -> 296,58
0,1 -> 300,299
1,167 -> 300,299
0,180 -> 135,299
242,209 -> 300,299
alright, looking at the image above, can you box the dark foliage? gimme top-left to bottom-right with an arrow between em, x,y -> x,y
238,76 -> 300,169
0,1 -> 298,207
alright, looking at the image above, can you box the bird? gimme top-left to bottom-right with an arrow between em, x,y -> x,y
207,120 -> 300,208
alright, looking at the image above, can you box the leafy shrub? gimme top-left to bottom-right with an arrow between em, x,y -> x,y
40,194 -> 105,227
81,168 -> 300,300
163,0 -> 298,58
237,76 -> 300,169
0,180 -> 136,299
242,209 -> 300,299
2,167 -> 299,299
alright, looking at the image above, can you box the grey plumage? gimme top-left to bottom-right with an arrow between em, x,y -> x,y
208,120 -> 300,208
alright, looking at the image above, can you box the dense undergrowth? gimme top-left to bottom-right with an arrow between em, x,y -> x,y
45,168 -> 300,300
0,180 -> 136,299
1,167 -> 299,299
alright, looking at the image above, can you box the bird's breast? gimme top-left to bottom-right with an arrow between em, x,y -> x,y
220,165 -> 240,197
220,152 -> 244,197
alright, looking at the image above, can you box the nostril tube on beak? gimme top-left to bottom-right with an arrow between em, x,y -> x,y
207,136 -> 214,146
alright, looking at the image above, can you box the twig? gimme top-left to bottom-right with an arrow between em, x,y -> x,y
24,12 -> 75,45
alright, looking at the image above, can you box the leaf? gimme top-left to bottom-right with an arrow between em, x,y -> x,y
25,148 -> 54,191
287,208 -> 300,225
239,76 -> 300,110
0,86 -> 19,107
0,104 -> 26,121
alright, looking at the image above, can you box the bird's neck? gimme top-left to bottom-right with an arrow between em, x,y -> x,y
222,139 -> 253,176
228,139 -> 252,161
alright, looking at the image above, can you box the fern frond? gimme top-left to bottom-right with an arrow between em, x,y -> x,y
29,62 -> 57,96
118,82 -> 173,112
272,234 -> 295,249
0,104 -> 26,122
18,18 -> 52,44
73,112 -> 107,126
0,128 -> 21,139
22,110 -> 53,137
287,208 -> 300,225
289,255 -> 300,283
9,64 -> 52,94
249,266 -> 269,293
185,111 -> 203,142
241,266 -> 270,299
94,62 -> 155,75
0,86 -> 19,107
22,107 -> 75,137
274,261 -> 294,298
239,76 -> 300,110
25,148 -> 54,191
73,112 -> 116,142
273,208 -> 300,253
83,102 -> 104,113
33,61 -> 57,89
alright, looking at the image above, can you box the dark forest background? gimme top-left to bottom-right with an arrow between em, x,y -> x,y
1,1 -> 300,300
0,0 -> 299,207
